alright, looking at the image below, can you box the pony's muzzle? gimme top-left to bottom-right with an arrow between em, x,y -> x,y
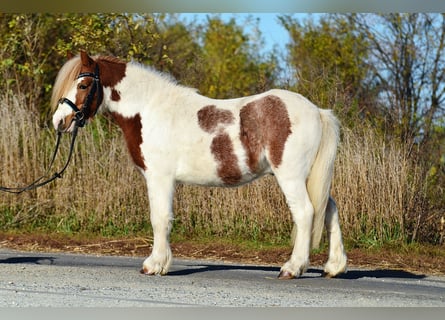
56,119 -> 65,132
53,114 -> 75,133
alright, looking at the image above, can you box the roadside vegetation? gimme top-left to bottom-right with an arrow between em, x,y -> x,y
0,14 -> 444,255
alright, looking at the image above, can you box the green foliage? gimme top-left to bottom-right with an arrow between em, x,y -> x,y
278,14 -> 375,124
53,13 -> 163,64
0,14 -> 58,119
151,14 -> 280,98
149,14 -> 200,80
196,15 -> 279,98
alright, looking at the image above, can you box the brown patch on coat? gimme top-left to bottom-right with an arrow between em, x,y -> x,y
96,56 -> 126,104
111,88 -> 121,101
211,133 -> 242,185
197,105 -> 241,184
240,95 -> 292,171
96,56 -> 127,88
197,105 -> 235,133
111,112 -> 146,170
74,54 -> 127,119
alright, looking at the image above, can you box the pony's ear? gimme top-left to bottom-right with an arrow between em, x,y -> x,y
66,51 -> 74,60
80,50 -> 94,67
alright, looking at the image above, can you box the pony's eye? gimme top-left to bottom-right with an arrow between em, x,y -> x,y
78,83 -> 88,90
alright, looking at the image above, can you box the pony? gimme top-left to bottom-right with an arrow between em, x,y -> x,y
51,51 -> 347,279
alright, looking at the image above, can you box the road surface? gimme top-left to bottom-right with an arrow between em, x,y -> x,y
0,248 -> 444,306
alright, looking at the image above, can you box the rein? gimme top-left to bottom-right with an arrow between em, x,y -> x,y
0,64 -> 102,194
0,120 -> 80,194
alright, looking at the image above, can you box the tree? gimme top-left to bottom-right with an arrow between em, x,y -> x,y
350,13 -> 445,150
350,14 -> 445,214
53,13 -> 162,65
198,15 -> 278,98
0,14 -> 60,118
149,14 -> 203,86
279,14 -> 376,124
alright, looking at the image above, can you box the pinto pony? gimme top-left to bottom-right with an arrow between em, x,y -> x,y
51,51 -> 347,279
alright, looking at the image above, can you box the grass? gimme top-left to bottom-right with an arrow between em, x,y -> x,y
0,93 -> 443,251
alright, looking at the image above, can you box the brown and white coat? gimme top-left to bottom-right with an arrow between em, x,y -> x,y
52,51 -> 347,279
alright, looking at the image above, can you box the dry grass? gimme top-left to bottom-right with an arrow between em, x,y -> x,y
333,126 -> 432,245
0,94 -> 148,234
0,94 -> 440,246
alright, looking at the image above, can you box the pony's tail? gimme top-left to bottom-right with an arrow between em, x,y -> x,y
308,109 -> 340,249
292,109 -> 340,249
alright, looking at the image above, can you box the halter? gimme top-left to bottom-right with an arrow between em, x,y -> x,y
58,63 -> 103,128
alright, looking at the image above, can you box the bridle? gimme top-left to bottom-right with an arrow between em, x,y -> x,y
0,64 -> 103,194
58,63 -> 103,128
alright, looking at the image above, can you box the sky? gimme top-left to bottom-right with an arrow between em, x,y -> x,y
234,13 -> 291,52
179,13 -> 315,55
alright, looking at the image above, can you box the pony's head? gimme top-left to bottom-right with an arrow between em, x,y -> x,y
51,51 -> 103,132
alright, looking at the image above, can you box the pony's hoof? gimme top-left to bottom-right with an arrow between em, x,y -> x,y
322,271 -> 334,278
140,267 -> 155,275
322,268 -> 347,278
278,270 -> 295,280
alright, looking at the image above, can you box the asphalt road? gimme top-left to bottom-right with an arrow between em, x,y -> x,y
0,248 -> 444,307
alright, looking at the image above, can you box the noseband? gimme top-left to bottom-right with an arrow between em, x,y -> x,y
58,63 -> 103,128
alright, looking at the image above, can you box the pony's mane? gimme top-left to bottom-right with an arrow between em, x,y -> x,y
50,56 -> 82,111
98,55 -> 124,65
128,59 -> 199,95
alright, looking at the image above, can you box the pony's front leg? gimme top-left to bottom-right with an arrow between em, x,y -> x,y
141,174 -> 175,276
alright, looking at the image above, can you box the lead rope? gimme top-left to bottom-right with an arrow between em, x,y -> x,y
0,119 -> 80,194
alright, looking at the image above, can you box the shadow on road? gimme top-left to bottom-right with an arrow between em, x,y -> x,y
0,256 -> 55,265
169,264 -> 426,280
335,268 -> 426,280
0,255 -> 426,280
168,264 -> 280,276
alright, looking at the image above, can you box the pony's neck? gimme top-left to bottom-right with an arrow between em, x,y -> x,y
98,56 -> 200,116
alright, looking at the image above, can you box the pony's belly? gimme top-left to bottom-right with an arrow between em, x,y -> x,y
175,165 -> 271,187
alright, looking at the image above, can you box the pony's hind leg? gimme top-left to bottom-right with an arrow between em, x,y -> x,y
323,197 -> 347,277
141,173 -> 175,275
277,179 -> 314,279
